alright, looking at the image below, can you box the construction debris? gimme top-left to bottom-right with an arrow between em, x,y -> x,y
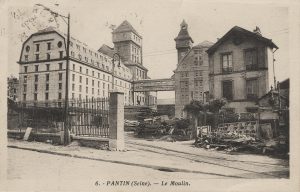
194,132 -> 288,158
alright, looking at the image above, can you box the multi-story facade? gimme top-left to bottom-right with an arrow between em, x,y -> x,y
174,20 -> 213,117
18,21 -> 155,106
207,26 -> 278,113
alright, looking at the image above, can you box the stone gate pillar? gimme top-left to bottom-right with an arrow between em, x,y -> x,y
109,92 -> 125,151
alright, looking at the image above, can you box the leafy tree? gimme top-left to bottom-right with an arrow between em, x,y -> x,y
183,99 -> 226,138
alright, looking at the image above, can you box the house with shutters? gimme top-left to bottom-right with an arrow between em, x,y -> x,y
206,26 -> 278,113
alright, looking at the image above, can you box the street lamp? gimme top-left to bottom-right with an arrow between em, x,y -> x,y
36,4 -> 71,145
111,53 -> 121,91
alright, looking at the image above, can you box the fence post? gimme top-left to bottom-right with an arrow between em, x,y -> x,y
109,92 -> 125,151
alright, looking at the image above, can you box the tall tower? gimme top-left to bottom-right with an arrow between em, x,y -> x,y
112,20 -> 149,106
112,20 -> 143,65
174,20 -> 194,63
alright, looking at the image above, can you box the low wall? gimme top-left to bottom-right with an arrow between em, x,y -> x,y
8,130 -> 109,149
7,130 -> 61,144
71,136 -> 109,149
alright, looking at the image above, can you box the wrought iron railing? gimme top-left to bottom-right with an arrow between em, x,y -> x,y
15,98 -> 110,137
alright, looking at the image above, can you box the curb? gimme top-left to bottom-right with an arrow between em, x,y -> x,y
7,145 -> 243,178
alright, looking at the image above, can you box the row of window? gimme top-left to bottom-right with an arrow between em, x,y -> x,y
23,92 -> 62,101
136,68 -> 145,79
25,41 -> 63,53
23,82 -> 63,92
133,34 -> 141,43
24,51 -> 64,62
72,83 -> 109,93
222,79 -> 258,100
23,89 -> 132,102
23,64 -> 130,88
71,42 -> 128,77
180,71 -> 203,78
23,63 -> 63,73
71,73 -> 130,89
131,45 -> 140,63
70,57 -> 131,80
221,48 -> 260,73
72,41 -> 102,59
23,73 -> 63,84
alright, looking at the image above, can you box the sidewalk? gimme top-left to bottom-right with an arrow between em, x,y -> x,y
7,137 -> 289,179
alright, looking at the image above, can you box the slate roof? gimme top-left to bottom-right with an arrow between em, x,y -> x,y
193,40 -> 214,49
98,44 -> 114,58
112,20 -> 141,37
174,29 -> 194,42
206,26 -> 278,54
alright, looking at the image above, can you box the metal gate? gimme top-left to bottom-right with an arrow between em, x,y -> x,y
68,97 -> 109,137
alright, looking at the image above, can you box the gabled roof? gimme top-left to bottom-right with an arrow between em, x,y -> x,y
193,41 -> 214,49
112,20 -> 141,37
98,44 -> 114,58
176,40 -> 213,67
206,26 -> 278,54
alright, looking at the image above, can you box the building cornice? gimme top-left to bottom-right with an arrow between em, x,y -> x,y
209,68 -> 268,76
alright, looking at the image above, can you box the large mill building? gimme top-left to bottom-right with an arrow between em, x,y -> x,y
17,20 -> 156,107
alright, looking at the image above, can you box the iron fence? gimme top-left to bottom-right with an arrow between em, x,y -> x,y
16,100 -> 65,133
15,98 -> 109,137
68,97 -> 109,137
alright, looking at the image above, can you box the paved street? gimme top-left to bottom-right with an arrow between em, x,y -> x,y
6,147 -> 227,191
5,137 -> 290,191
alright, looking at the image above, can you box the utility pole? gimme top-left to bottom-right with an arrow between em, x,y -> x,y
111,53 -> 121,91
35,4 -> 71,145
272,48 -> 278,89
63,13 -> 71,145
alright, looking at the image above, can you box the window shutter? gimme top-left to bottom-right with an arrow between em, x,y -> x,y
258,47 -> 265,69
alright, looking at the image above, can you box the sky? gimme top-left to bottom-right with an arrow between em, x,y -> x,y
6,0 -> 289,99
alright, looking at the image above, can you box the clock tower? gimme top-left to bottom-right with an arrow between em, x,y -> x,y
174,20 -> 194,64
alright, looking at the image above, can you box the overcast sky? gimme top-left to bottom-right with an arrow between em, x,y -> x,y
7,0 -> 289,99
